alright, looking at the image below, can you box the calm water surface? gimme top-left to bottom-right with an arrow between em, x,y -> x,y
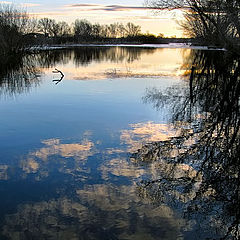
0,47 -> 238,239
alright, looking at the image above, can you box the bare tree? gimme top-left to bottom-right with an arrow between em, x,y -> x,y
74,19 -> 93,40
146,0 -> 240,48
125,22 -> 141,37
0,4 -> 34,54
38,18 -> 56,37
118,23 -> 127,38
57,21 -> 71,37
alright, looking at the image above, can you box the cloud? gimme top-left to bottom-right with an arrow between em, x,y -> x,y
0,1 -> 41,7
21,3 -> 41,7
105,5 -> 149,11
0,1 -> 12,4
68,4 -> 100,7
31,11 -> 69,17
116,15 -> 171,21
66,4 -> 150,12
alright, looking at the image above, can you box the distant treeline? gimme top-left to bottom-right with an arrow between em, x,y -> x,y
0,4 -> 167,55
35,18 -> 162,44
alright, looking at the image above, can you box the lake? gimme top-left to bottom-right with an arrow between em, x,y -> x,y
0,46 -> 239,239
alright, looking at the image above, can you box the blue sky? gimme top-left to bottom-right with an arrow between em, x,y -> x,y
1,0 -> 183,36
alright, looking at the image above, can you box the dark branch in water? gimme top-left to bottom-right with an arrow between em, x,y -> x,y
52,68 -> 64,84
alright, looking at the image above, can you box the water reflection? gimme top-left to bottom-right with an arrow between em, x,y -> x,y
0,55 -> 41,98
73,47 -> 154,66
2,122 -> 175,181
0,47 -> 188,98
138,50 -> 240,239
65,47 -> 188,80
32,138 -> 95,161
0,119 -> 189,239
19,135 -> 96,181
120,122 -> 178,153
0,165 -> 8,180
1,46 -> 236,239
100,158 -> 145,180
2,184 -> 187,240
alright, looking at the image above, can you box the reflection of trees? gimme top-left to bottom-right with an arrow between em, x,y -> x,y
0,47 -> 157,97
138,50 -> 240,239
0,50 -> 72,97
36,50 -> 73,68
36,47 -> 155,68
73,47 -> 156,66
0,50 -> 74,97
0,54 -> 41,98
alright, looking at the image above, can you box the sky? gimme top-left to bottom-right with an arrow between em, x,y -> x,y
1,0 -> 184,37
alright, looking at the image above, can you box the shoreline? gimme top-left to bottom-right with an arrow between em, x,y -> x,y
28,43 -> 226,52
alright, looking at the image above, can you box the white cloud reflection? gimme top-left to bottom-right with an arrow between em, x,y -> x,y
34,139 -> 94,160
19,134 -> 96,178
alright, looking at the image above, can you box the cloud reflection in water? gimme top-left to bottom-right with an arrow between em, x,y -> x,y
1,120 -> 195,239
120,121 -> 179,152
3,184 -> 188,240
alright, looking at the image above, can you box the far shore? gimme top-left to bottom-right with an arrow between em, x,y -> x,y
28,42 -> 226,52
